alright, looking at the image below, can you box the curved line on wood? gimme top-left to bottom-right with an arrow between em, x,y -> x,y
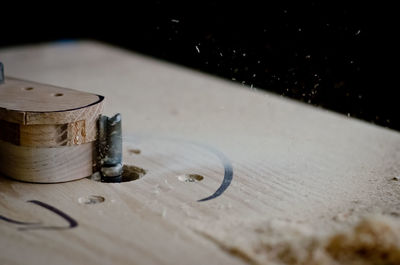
193,143 -> 233,202
0,215 -> 40,225
0,200 -> 78,231
126,134 -> 234,202
19,200 -> 78,230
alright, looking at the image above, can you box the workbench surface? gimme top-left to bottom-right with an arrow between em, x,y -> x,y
1,41 -> 400,265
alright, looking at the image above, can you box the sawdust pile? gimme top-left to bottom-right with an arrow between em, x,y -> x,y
220,216 -> 400,265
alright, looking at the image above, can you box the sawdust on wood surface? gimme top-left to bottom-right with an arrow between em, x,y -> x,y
202,215 -> 400,265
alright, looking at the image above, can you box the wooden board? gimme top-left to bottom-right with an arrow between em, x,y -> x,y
1,41 -> 400,265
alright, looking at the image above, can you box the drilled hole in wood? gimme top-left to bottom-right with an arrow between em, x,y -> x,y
78,195 -> 105,205
177,174 -> 204,182
53,93 -> 64,97
87,165 -> 147,183
121,165 -> 146,182
23,87 -> 34,91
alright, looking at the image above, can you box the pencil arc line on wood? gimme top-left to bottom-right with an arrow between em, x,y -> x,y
192,143 -> 233,202
125,134 -> 234,202
0,200 -> 78,231
24,200 -> 78,230
0,215 -> 41,226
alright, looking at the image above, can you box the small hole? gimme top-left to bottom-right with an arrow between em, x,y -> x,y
53,93 -> 64,97
78,195 -> 105,204
23,87 -> 34,91
177,174 -> 204,182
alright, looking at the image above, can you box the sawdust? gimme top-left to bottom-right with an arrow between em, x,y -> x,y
325,217 -> 400,265
209,215 -> 400,265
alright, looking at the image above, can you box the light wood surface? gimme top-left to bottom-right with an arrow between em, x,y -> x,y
0,77 -> 100,113
1,41 -> 400,265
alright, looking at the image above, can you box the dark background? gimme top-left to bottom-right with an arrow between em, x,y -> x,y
1,2 -> 397,130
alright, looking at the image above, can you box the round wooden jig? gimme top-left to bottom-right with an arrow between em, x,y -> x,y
0,77 -> 104,183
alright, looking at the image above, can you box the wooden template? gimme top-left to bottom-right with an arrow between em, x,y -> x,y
0,77 -> 103,183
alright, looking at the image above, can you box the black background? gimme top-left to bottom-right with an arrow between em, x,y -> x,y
1,2 -> 397,130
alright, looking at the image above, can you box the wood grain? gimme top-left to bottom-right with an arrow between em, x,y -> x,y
0,140 -> 94,183
1,41 -> 400,265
